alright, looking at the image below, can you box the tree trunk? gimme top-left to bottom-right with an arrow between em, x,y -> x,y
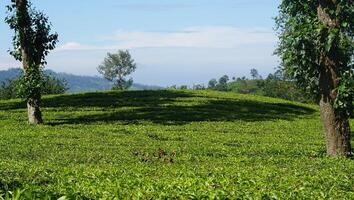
27,97 -> 43,124
317,0 -> 352,157
319,79 -> 352,157
16,0 -> 44,124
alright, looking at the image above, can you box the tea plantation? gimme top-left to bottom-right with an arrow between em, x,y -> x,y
0,90 -> 353,199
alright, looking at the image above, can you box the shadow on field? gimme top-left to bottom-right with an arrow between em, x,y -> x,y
24,90 -> 316,125
0,90 -> 191,110
0,101 -> 26,111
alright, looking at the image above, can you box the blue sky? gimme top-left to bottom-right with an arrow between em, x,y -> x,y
0,0 -> 281,86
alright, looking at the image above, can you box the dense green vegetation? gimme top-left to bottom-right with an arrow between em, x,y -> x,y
227,79 -> 314,103
207,70 -> 314,103
0,90 -> 353,199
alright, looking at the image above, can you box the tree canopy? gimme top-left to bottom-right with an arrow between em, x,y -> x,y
275,0 -> 353,117
97,50 -> 137,90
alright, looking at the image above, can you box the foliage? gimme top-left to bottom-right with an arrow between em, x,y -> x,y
209,70 -> 313,103
228,79 -> 260,94
0,90 -> 353,198
0,71 -> 68,100
216,75 -> 229,91
42,73 -> 68,95
258,76 -> 315,103
250,68 -> 261,80
16,66 -> 43,101
5,0 -> 58,66
97,50 -> 137,90
208,79 -> 217,89
179,85 -> 188,90
167,85 -> 190,90
275,0 -> 354,117
208,75 -> 229,91
192,84 -> 206,90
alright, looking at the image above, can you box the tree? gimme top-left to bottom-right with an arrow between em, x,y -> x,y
208,79 -> 217,89
250,68 -> 260,80
273,69 -> 286,81
98,50 -> 137,90
179,85 -> 188,90
218,75 -> 229,85
193,84 -> 205,90
216,75 -> 229,91
276,0 -> 353,157
6,0 -> 58,124
42,73 -> 68,95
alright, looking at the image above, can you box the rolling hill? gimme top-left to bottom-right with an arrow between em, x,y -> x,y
0,90 -> 353,198
0,68 -> 163,92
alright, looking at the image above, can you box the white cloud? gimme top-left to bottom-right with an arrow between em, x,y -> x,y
58,26 -> 277,51
59,42 -> 97,51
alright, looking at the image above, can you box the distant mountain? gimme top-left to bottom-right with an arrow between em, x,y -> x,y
0,68 -> 163,93
0,68 -> 21,81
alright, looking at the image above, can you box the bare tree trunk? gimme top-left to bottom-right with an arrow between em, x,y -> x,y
317,0 -> 352,157
16,0 -> 43,124
27,97 -> 43,124
319,75 -> 352,157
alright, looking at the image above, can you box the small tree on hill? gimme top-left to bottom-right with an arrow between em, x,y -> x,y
42,74 -> 68,95
276,0 -> 353,157
179,85 -> 188,90
208,79 -> 217,89
98,50 -> 137,90
250,68 -> 260,80
193,84 -> 205,90
6,0 -> 58,124
216,75 -> 229,91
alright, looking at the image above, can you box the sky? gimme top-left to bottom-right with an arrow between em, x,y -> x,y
0,0 -> 281,86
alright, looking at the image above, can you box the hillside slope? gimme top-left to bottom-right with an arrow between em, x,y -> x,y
0,68 -> 163,92
0,90 -> 353,198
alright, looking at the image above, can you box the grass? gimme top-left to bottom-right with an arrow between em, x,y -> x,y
0,90 -> 353,199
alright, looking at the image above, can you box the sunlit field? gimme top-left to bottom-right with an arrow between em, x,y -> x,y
0,90 -> 353,199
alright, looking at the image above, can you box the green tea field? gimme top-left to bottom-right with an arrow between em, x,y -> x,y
0,90 -> 353,199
